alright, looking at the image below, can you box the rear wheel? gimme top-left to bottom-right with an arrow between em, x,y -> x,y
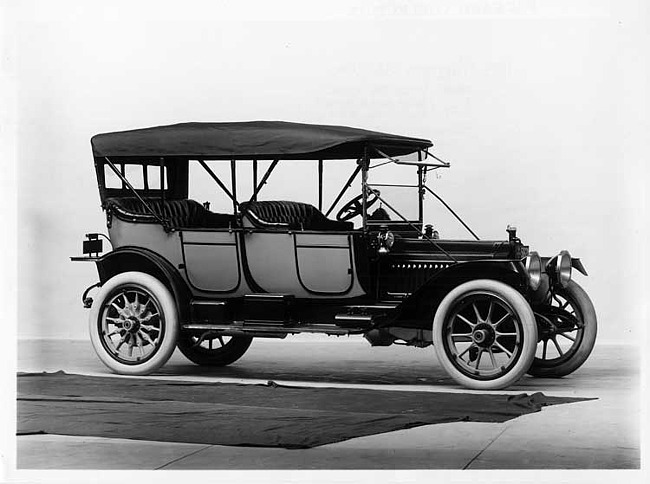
528,281 -> 597,377
177,332 -> 253,366
89,271 -> 179,375
432,279 -> 537,390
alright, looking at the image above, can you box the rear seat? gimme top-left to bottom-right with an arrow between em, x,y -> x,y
105,197 -> 235,229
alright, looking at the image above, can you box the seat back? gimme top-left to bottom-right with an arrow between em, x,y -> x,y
240,200 -> 353,231
105,198 -> 235,228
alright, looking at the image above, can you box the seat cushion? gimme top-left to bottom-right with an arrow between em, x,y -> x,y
240,200 -> 353,231
105,198 -> 235,228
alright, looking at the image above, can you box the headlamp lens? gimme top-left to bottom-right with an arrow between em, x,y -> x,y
525,251 -> 542,290
557,250 -> 572,287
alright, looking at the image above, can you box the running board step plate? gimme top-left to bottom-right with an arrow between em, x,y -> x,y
334,303 -> 399,329
190,299 -> 227,323
242,293 -> 294,326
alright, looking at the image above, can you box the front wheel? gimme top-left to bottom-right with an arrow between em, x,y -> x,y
432,279 -> 538,390
88,271 -> 179,375
528,280 -> 597,377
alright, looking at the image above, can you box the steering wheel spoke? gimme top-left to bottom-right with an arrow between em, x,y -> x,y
335,190 -> 380,222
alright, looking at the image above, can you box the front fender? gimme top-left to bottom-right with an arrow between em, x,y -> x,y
95,246 -> 191,323
571,258 -> 588,276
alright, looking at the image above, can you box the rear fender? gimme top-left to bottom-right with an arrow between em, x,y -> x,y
94,247 -> 191,323
390,260 -> 528,329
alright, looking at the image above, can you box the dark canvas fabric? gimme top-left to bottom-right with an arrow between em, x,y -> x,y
91,121 -> 433,160
17,372 -> 591,449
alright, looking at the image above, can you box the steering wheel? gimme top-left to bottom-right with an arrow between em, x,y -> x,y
336,190 -> 380,222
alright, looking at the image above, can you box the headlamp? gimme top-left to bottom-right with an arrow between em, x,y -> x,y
547,250 -> 572,288
524,251 -> 542,291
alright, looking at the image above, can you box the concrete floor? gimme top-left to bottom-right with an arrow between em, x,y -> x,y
13,337 -> 642,472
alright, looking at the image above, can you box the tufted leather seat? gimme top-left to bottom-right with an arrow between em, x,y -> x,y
240,200 -> 353,231
105,198 -> 235,228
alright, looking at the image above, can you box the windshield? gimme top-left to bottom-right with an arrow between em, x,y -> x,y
367,153 -> 422,222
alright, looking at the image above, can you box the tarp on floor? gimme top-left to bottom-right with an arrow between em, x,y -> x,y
17,372 -> 591,449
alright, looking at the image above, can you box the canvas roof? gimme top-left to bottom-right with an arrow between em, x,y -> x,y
91,121 -> 433,160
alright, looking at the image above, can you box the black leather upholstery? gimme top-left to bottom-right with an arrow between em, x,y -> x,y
240,200 -> 353,231
105,198 -> 235,228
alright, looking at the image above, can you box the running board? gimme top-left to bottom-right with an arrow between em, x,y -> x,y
190,294 -> 295,326
181,322 -> 363,337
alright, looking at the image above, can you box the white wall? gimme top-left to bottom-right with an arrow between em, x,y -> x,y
5,0 -> 647,342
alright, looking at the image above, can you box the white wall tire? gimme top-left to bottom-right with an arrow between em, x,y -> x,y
88,271 -> 179,375
432,279 -> 537,390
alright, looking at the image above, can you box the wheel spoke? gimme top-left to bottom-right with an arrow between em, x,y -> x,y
136,333 -> 145,356
137,296 -> 152,317
140,312 -> 159,323
139,331 -> 156,347
552,337 -> 564,356
105,317 -> 123,325
217,335 -> 225,347
115,334 -> 128,352
475,349 -> 483,369
452,336 -> 473,343
106,329 -> 121,338
111,302 -> 127,316
494,341 -> 513,358
558,332 -> 576,342
486,301 -> 494,323
457,344 -> 475,360
495,331 -> 517,337
488,348 -> 497,369
451,332 -> 473,343
472,303 -> 482,322
542,339 -> 548,359
493,313 -> 510,328
127,338 -> 134,357
457,314 -> 476,328
140,323 -> 160,332
141,298 -> 153,313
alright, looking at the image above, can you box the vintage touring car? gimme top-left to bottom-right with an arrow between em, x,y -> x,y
72,121 -> 597,389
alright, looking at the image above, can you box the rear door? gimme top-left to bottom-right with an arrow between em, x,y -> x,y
181,230 -> 241,293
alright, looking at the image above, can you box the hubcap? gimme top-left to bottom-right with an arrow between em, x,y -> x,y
123,318 -> 141,333
471,324 -> 495,347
